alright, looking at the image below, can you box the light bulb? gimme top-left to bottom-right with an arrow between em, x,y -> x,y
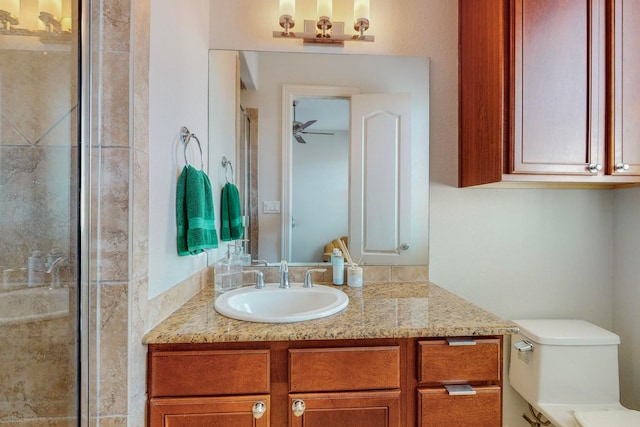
354,0 -> 369,21
39,0 -> 60,17
0,0 -> 19,17
20,0 -> 39,30
279,0 -> 295,19
317,0 -> 332,20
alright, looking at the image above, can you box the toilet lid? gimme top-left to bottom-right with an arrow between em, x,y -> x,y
574,409 -> 640,427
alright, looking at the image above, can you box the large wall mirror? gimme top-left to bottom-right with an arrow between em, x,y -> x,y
208,50 -> 429,266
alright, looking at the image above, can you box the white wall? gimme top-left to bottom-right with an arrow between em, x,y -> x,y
292,130 -> 349,262
613,187 -> 640,410
148,0 -> 210,298
206,49 -> 240,266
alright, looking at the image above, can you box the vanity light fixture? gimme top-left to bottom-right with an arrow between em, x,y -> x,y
0,0 -> 19,30
274,0 -> 374,46
0,0 -> 71,42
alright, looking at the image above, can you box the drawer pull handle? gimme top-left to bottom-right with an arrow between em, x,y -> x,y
252,401 -> 266,419
446,337 -> 476,346
292,399 -> 306,417
445,384 -> 477,395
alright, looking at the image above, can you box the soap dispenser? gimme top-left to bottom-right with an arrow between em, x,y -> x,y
214,245 -> 243,292
233,240 -> 252,266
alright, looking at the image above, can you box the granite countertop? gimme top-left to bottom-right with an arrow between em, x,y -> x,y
143,282 -> 518,344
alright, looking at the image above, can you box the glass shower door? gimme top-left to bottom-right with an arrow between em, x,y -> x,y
0,1 -> 80,425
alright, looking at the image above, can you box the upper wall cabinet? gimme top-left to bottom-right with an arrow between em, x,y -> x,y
459,0 -> 640,187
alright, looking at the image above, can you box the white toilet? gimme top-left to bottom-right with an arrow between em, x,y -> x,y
509,319 -> 640,427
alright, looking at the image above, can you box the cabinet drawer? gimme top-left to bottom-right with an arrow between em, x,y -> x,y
418,338 -> 500,384
289,346 -> 400,392
149,349 -> 270,397
418,385 -> 501,427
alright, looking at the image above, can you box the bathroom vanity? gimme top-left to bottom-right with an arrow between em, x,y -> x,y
144,282 -> 517,426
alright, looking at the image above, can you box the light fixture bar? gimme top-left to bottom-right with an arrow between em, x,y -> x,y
272,20 -> 374,46
274,0 -> 374,46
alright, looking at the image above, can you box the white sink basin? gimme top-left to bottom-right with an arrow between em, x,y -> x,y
213,283 -> 349,323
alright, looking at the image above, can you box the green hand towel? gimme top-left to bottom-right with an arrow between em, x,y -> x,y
176,165 -> 218,256
220,182 -> 243,241
176,166 -> 189,255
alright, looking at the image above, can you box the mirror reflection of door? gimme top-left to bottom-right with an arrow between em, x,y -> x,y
291,98 -> 349,262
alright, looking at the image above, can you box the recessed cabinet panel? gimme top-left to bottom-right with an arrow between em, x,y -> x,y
418,338 -> 500,385
149,395 -> 270,427
288,391 -> 401,427
512,0 -> 603,175
289,346 -> 400,392
418,386 -> 501,427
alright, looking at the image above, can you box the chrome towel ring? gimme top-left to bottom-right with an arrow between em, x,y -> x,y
180,126 -> 203,169
221,156 -> 234,183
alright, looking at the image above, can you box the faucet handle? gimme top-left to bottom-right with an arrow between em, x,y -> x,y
243,270 -> 265,289
303,269 -> 327,288
280,259 -> 288,272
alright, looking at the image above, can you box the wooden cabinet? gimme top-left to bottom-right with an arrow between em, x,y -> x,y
608,0 -> 640,176
417,338 -> 502,427
147,337 -> 503,426
148,348 -> 271,427
149,395 -> 270,427
418,386 -> 501,427
289,391 -> 401,427
459,0 -> 640,187
288,346 -> 401,426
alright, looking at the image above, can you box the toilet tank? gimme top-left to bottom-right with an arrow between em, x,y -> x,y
509,319 -> 621,406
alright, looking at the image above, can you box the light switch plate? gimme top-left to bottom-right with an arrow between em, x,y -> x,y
263,201 -> 281,214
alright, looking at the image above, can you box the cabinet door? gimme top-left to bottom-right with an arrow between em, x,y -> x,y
288,391 -> 401,427
512,0 -> 605,176
418,386 -> 501,427
149,396 -> 269,427
609,0 -> 640,175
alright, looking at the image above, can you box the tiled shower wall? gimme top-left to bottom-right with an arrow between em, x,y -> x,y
88,0 -> 151,425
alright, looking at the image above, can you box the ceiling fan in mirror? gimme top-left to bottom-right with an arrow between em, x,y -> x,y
292,100 -> 334,144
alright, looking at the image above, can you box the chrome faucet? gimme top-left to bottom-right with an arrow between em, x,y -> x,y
303,269 -> 327,288
279,260 -> 290,289
46,256 -> 67,289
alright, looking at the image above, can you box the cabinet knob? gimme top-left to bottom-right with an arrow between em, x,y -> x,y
587,163 -> 602,174
400,243 -> 410,250
252,401 -> 266,419
292,399 -> 306,417
615,163 -> 630,172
